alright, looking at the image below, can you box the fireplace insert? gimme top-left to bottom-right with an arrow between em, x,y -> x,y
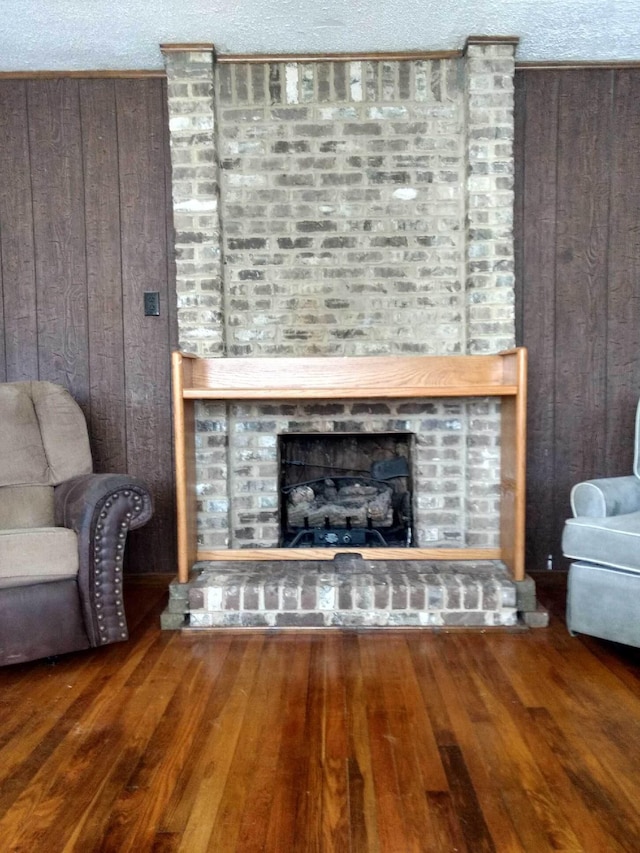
279,432 -> 414,548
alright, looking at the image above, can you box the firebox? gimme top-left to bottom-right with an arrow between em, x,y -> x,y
278,432 -> 415,548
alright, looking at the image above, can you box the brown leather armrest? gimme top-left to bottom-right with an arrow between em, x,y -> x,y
54,475 -> 153,646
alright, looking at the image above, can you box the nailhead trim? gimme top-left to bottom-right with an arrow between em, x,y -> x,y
88,486 -> 149,645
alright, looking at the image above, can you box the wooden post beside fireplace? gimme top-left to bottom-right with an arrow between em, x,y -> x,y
171,348 -> 527,583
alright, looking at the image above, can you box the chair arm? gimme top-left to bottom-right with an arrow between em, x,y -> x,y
570,476 -> 640,518
54,474 -> 153,647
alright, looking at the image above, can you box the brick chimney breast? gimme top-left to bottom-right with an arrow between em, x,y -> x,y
162,38 -> 517,551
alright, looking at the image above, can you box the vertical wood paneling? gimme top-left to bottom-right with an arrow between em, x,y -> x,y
605,69 -> 640,471
0,76 -> 176,574
79,79 -> 127,472
553,71 -> 612,557
516,67 -> 640,571
27,79 -> 90,409
0,81 -> 38,381
554,70 -> 611,480
515,70 -> 560,571
116,79 -> 176,572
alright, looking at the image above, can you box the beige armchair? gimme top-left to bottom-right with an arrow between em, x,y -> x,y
0,381 -> 153,665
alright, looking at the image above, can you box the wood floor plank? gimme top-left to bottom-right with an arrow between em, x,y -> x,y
77,651 -> 208,852
0,617 -> 166,821
286,634 -> 348,853
465,636 -> 620,853
263,636 -> 314,851
294,637 -> 326,853
4,633 -> 183,851
207,636 -> 297,853
357,635 -> 424,853
527,706 -> 631,853
494,626 -> 640,817
342,632 -> 381,853
172,636 -> 266,850
231,638 -> 297,852
459,636 -> 583,852
318,633 -> 351,852
153,635 -> 245,835
372,635 -> 451,852
418,635 -> 525,852
439,744 -> 496,853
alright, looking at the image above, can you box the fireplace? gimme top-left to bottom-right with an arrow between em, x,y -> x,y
279,432 -> 414,548
163,36 -> 521,582
164,349 -> 529,630
161,38 -> 536,629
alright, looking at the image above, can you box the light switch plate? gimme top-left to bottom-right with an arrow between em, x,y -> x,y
144,291 -> 160,316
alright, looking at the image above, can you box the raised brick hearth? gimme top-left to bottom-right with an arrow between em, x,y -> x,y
162,557 -> 531,630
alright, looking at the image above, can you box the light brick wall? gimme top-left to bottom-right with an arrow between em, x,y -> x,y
217,58 -> 467,357
464,39 -> 517,354
162,46 -> 226,355
162,39 -> 517,551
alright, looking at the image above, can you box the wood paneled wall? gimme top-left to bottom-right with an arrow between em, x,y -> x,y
2,68 -> 639,576
515,68 -> 640,570
0,77 -> 177,573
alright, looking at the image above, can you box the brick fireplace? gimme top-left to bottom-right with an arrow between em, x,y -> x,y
158,36 -> 539,629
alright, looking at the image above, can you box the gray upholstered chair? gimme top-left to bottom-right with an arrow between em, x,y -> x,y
562,400 -> 640,646
0,381 -> 153,665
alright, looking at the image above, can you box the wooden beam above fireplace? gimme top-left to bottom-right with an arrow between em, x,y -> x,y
172,349 -> 527,583
183,353 -> 521,399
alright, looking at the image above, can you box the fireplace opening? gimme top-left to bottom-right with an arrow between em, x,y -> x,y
278,432 -> 415,548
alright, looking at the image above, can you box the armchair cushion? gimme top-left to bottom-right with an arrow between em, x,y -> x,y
0,485 -> 54,529
0,381 -> 91,488
562,511 -> 640,574
0,527 -> 78,588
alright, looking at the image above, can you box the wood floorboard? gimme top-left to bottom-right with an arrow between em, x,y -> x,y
343,633 -> 381,853
1,571 -> 640,852
232,641 -> 291,852
418,636 -> 525,851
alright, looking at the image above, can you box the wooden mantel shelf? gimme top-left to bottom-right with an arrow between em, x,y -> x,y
181,353 -> 520,399
172,349 -> 527,583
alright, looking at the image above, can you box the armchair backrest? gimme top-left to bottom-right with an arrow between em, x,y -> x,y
0,381 -> 92,529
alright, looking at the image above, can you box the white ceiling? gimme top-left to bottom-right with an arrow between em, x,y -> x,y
1,0 -> 638,71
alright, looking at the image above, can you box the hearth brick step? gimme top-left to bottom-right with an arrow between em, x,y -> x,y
168,557 -> 520,629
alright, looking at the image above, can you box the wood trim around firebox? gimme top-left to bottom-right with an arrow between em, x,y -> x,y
172,348 -> 527,583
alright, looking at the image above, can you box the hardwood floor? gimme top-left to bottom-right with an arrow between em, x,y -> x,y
1,572 -> 639,852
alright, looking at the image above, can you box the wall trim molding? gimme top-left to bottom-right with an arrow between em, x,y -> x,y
0,69 -> 165,79
516,60 -> 640,70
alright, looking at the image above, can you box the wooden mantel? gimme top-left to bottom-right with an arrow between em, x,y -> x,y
172,349 -> 527,583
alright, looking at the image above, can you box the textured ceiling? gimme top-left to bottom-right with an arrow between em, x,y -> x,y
1,0 -> 638,71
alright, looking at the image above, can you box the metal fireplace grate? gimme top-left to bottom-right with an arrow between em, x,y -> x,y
280,465 -> 412,548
